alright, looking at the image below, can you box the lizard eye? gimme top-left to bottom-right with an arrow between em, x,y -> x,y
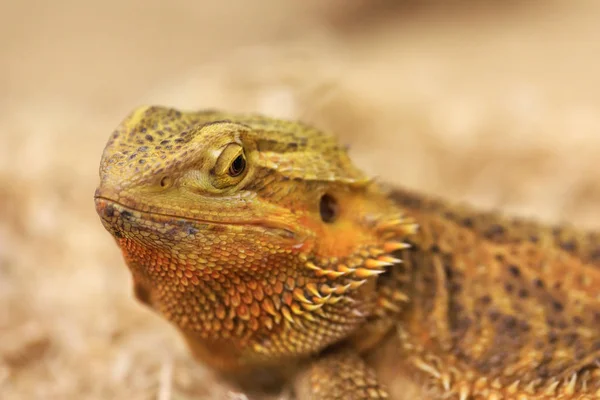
211,143 -> 248,189
228,154 -> 246,177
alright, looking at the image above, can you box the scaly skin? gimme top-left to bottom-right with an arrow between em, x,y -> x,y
95,106 -> 600,399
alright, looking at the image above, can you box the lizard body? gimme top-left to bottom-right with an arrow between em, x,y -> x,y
95,106 -> 600,399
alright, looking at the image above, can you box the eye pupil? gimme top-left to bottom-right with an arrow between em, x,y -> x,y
319,194 -> 338,223
228,154 -> 246,177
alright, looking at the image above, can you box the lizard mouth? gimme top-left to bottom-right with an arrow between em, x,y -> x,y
94,195 -> 298,240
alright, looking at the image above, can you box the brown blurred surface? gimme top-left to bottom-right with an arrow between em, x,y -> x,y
1,1 -> 600,399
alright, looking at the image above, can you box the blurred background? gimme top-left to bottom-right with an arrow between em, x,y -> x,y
1,1 -> 600,399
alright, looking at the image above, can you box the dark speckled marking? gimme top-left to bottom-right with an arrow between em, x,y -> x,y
552,301 -> 564,312
533,278 -> 544,289
483,224 -> 506,240
186,226 -> 199,235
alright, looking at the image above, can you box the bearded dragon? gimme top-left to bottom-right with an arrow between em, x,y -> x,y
94,106 -> 600,399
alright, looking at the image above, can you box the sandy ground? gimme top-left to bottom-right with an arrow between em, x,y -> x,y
1,1 -> 600,399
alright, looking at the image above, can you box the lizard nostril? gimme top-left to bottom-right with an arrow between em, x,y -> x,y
160,176 -> 172,188
319,194 -> 338,223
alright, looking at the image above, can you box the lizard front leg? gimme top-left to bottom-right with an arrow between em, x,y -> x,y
294,350 -> 389,400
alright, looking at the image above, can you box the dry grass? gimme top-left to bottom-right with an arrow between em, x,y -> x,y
1,1 -> 600,399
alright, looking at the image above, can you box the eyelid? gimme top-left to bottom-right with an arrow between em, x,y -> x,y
215,144 -> 244,173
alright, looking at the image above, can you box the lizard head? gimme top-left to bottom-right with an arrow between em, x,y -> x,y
95,106 -> 416,372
